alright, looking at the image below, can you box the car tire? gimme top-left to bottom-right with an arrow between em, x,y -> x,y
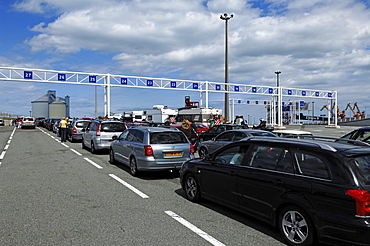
91,141 -> 97,154
278,206 -> 315,246
129,157 -> 139,176
109,149 -> 117,164
198,147 -> 208,158
183,173 -> 201,202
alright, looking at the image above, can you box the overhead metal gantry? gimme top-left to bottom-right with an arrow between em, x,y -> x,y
0,66 -> 338,126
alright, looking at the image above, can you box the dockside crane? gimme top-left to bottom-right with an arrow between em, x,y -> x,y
345,103 -> 362,118
320,104 -> 345,118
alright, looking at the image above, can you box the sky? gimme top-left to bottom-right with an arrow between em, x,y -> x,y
1,0 -> 370,123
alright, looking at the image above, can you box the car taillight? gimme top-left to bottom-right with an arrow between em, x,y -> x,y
96,124 -> 101,136
347,189 -> 370,217
144,146 -> 153,156
190,144 -> 195,154
72,127 -> 77,133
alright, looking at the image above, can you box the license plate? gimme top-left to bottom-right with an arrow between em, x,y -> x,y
164,151 -> 182,157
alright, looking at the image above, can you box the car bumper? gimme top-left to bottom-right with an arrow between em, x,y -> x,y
317,215 -> 370,246
136,155 -> 194,171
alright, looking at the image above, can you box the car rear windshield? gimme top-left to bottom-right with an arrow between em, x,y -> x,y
353,156 -> 370,185
76,121 -> 90,127
150,132 -> 189,144
101,123 -> 126,132
23,118 -> 34,121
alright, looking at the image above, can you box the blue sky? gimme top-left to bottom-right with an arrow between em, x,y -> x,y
1,0 -> 370,122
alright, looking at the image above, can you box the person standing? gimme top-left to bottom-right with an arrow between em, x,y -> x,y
59,117 -> 68,142
178,119 -> 198,144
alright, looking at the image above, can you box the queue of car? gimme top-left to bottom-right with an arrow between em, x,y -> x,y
21,119 -> 370,246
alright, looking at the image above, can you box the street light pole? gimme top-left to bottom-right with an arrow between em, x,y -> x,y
275,71 -> 282,127
220,13 -> 233,123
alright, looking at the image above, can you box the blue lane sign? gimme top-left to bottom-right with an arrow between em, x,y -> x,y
252,87 -> 257,93
216,84 -> 221,90
300,101 -> 305,107
255,101 -> 259,104
193,83 -> 199,89
328,93 -> 332,97
237,100 -> 242,104
234,86 -> 239,91
24,71 -> 32,79
147,79 -> 153,86
170,81 -> 176,88
315,91 -> 320,97
58,73 -> 66,81
121,78 -> 127,85
288,90 -> 292,95
89,76 -> 96,83
268,88 -> 273,94
302,91 -> 307,96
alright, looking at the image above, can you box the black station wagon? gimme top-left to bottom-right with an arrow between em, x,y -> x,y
180,137 -> 370,246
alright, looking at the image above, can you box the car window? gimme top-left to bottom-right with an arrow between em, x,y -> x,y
132,130 -> 144,143
247,145 -> 292,172
249,132 -> 276,137
355,130 -> 370,142
101,123 -> 126,132
214,145 -> 249,165
150,132 -> 188,144
215,132 -> 234,141
233,132 -> 247,141
293,151 -> 331,179
353,156 -> 370,184
126,130 -> 137,142
118,130 -> 129,140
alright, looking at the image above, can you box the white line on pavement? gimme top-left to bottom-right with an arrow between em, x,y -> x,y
0,151 -> 5,160
109,174 -> 149,199
165,211 -> 226,246
70,148 -> 82,156
61,143 -> 69,148
84,157 -> 103,169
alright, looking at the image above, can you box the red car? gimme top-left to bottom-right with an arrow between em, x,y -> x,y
191,123 -> 209,133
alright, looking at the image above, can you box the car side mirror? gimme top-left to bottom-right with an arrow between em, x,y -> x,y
112,135 -> 118,140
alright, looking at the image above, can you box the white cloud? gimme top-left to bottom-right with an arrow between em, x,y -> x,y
3,0 -> 370,117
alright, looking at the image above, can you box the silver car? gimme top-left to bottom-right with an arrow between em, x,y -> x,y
198,129 -> 277,157
67,119 -> 91,142
109,126 -> 195,176
82,120 -> 127,153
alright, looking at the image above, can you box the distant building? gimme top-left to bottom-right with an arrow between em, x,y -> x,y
31,90 -> 70,118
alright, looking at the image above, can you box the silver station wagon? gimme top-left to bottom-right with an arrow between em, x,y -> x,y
109,126 -> 195,176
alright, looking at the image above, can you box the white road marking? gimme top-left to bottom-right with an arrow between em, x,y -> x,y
61,143 -> 69,148
4,145 -> 9,150
84,157 -> 103,169
165,211 -> 226,246
0,151 -> 5,159
109,174 -> 149,199
70,148 -> 82,156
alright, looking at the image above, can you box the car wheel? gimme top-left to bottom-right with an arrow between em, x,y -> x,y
198,147 -> 208,158
183,173 -> 201,202
91,141 -> 97,154
129,157 -> 139,176
278,206 -> 315,246
109,149 -> 117,164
